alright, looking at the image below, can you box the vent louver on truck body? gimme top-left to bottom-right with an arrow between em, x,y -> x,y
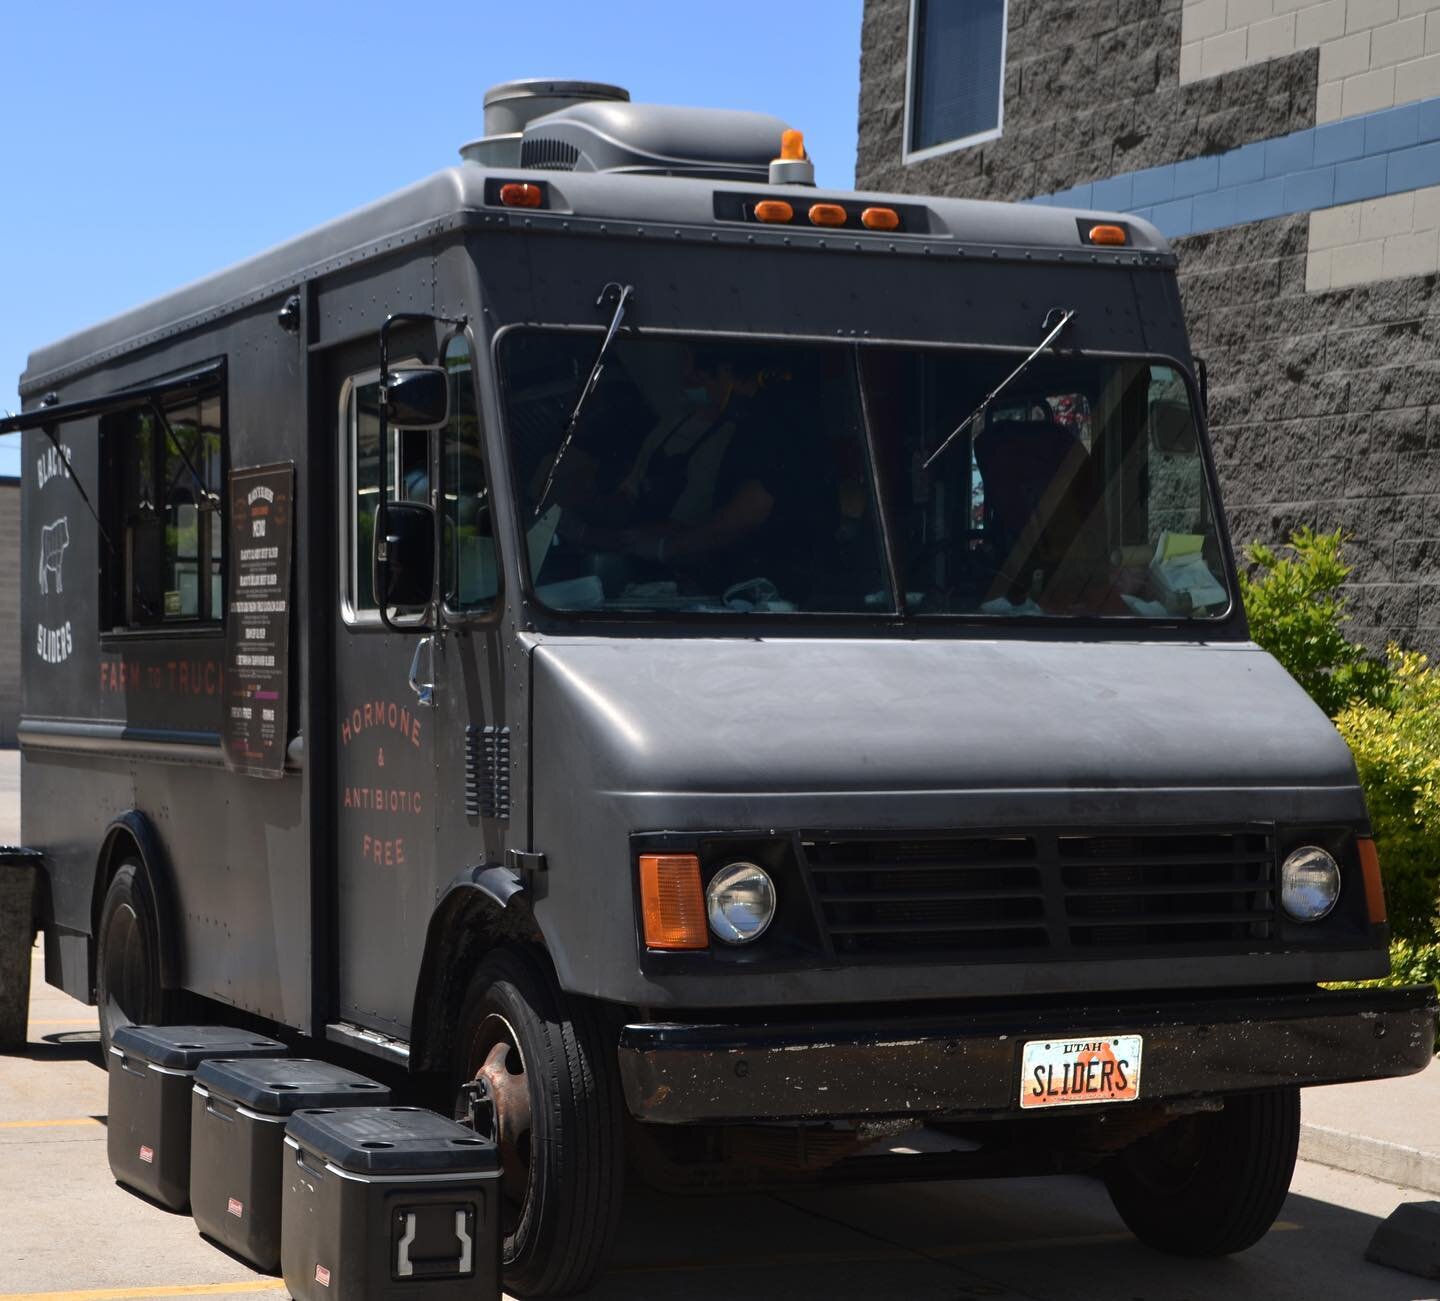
464,724 -> 511,820
520,137 -> 582,171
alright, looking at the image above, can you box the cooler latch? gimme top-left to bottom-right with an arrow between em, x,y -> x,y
394,1205 -> 475,1279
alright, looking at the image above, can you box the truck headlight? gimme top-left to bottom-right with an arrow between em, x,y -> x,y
705,862 -> 776,944
1280,846 -> 1341,922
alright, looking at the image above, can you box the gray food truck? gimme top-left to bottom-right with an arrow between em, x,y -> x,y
4,79 -> 1435,1296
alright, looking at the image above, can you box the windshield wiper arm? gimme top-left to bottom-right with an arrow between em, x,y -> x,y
534,281 -> 635,518
922,307 -> 1076,471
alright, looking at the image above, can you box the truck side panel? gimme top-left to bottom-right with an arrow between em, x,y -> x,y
20,297 -> 314,1029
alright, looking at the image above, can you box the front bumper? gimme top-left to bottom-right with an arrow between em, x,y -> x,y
617,985 -> 1437,1124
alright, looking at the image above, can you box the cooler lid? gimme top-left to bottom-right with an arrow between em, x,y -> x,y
194,1057 -> 391,1114
285,1106 -> 498,1175
110,1024 -> 287,1071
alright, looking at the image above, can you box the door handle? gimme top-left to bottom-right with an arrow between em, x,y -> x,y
408,635 -> 436,708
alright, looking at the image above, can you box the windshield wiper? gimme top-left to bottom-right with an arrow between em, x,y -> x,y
534,281 -> 635,518
922,307 -> 1076,471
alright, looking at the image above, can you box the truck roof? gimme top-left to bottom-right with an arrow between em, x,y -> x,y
20,165 -> 1172,397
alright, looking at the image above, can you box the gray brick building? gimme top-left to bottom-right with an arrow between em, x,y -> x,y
0,477 -> 18,745
858,0 -> 1440,654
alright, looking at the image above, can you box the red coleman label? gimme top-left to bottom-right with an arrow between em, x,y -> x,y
227,1197 -> 243,1218
138,1145 -> 154,1164
315,1264 -> 331,1287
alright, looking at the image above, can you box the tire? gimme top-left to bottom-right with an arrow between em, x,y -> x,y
1104,1088 -> 1300,1256
451,946 -> 624,1298
95,860 -> 178,1057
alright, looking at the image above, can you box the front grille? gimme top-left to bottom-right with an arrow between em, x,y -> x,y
803,829 -> 1274,960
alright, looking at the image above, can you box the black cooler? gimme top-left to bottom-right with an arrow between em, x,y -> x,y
191,1057 -> 391,1271
107,1024 -> 286,1210
282,1106 -> 501,1300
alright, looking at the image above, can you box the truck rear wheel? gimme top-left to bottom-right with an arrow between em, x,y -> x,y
1104,1088 -> 1299,1256
452,946 -> 624,1297
95,860 -> 177,1056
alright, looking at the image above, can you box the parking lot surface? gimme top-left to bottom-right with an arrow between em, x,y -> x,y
1,747 -> 1436,1301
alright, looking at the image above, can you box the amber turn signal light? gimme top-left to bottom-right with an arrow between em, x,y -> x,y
754,200 -> 794,224
1358,837 -> 1387,924
499,182 -> 544,209
1088,223 -> 1128,246
808,203 -> 847,227
639,854 -> 709,950
861,206 -> 900,230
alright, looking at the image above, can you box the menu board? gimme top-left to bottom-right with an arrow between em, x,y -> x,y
223,462 -> 295,777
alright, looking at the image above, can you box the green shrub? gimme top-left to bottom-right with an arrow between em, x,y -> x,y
1335,651 -> 1440,944
1238,527 -> 1394,716
1382,937 -> 1440,993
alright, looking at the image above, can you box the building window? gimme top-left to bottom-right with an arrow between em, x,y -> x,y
101,381 -> 225,630
905,0 -> 1007,161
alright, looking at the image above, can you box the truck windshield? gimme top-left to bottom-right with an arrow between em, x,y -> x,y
496,330 -> 1230,621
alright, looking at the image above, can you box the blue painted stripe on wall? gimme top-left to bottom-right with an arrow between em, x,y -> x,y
1024,96 -> 1440,241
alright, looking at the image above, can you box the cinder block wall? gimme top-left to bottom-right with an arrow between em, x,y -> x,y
858,0 -> 1440,656
0,480 -> 19,745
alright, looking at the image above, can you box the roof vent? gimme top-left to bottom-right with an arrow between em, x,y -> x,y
461,80 -> 792,182
461,79 -> 630,167
520,136 -> 583,172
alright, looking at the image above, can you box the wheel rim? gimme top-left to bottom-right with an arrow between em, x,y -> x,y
460,1012 -> 533,1231
101,902 -> 149,1036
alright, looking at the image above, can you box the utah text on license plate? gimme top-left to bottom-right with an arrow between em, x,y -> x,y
1019,1034 -> 1143,1109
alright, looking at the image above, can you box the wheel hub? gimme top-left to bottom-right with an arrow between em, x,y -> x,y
462,1017 -> 532,1209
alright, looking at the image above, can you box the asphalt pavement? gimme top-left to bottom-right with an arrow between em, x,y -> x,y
2,745 -> 1438,1301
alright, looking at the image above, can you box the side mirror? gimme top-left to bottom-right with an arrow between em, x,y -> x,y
374,500 -> 436,611
383,366 -> 450,429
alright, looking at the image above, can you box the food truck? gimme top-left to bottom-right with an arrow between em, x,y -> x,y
5,79 -> 1434,1297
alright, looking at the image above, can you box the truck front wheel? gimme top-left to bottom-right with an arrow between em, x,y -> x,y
451,946 -> 624,1297
1104,1087 -> 1300,1256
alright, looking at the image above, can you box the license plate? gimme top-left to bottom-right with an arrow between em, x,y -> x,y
1019,1034 -> 1143,1109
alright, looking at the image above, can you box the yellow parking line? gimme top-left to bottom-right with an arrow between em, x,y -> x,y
614,1220 -> 1303,1275
0,1117 -> 102,1130
0,1285 -> 286,1301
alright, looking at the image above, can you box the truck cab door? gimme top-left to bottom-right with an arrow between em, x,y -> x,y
329,348 -> 443,1037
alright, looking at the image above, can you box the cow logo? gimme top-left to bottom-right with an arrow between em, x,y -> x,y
39,516 -> 69,595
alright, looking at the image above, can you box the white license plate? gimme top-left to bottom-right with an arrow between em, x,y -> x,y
1019,1034 -> 1143,1109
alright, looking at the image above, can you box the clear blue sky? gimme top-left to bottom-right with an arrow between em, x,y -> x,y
0,0 -> 863,478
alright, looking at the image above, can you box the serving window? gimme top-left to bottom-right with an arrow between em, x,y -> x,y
100,380 -> 225,630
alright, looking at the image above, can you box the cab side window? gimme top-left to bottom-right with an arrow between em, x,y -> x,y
344,376 -> 430,617
101,383 -> 225,629
343,339 -> 494,620
440,335 -> 497,614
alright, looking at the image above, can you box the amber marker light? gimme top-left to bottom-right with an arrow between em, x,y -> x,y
754,200 -> 794,224
639,854 -> 709,950
861,206 -> 900,231
1088,223 -> 1128,246
499,182 -> 544,209
809,203 -> 848,227
1358,837 -> 1388,924
780,128 -> 807,161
